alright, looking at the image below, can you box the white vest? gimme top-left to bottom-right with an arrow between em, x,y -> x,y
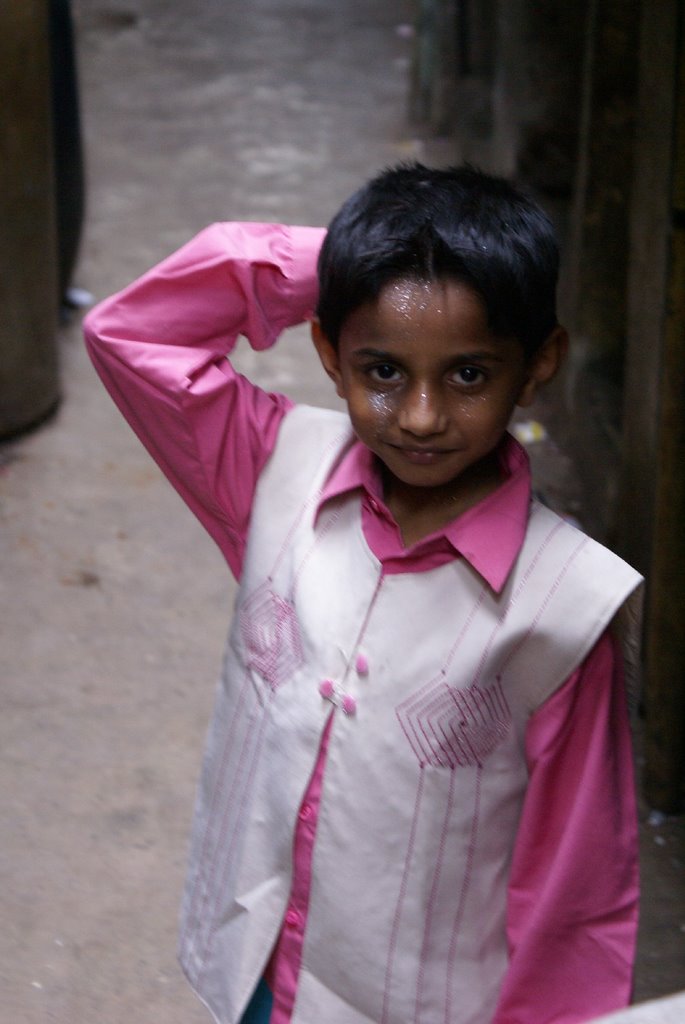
178,406 -> 642,1024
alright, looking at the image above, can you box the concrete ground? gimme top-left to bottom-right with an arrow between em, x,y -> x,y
1,1 -> 683,1022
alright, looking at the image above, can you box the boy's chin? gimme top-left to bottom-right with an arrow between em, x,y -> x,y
378,448 -> 503,503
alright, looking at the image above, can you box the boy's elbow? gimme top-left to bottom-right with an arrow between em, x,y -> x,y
82,306 -> 100,347
82,297 -> 127,362
82,302 -> 109,351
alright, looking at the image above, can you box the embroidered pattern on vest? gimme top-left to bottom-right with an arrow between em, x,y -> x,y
240,582 -> 304,692
238,429 -> 350,694
397,677 -> 511,769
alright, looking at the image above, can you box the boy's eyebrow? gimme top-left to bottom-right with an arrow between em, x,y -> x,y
349,347 -> 398,360
350,346 -> 507,363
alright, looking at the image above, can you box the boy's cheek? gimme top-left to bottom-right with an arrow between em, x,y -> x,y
367,392 -> 396,420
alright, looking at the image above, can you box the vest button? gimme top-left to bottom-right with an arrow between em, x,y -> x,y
319,679 -> 335,699
342,694 -> 357,716
355,653 -> 369,676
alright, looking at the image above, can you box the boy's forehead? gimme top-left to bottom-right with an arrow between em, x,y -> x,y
346,275 -> 489,333
379,276 -> 479,308
337,275 -> 526,360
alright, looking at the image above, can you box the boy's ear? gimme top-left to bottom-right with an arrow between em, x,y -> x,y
517,325 -> 568,408
311,319 -> 346,399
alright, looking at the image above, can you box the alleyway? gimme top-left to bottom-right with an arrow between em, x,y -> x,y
1,1 -> 683,1022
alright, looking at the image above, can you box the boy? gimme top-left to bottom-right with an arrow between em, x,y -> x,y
84,164 -> 641,1024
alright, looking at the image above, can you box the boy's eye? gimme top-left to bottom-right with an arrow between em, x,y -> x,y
369,363 -> 401,383
452,366 -> 484,386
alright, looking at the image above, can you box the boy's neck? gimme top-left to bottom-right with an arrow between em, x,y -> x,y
382,451 -> 503,548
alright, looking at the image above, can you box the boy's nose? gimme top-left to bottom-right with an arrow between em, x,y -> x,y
398,386 -> 447,436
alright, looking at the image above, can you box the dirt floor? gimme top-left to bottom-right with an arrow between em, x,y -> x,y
1,1 -> 683,1022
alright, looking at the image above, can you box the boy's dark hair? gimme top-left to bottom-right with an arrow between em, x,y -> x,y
316,163 -> 560,359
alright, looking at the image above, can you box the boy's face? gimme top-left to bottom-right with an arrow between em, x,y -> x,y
312,277 -> 564,515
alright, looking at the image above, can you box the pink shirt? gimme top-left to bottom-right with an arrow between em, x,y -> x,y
84,222 -> 638,1024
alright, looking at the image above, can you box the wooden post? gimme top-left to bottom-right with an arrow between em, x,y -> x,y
0,0 -> 59,437
642,7 -> 685,812
620,0 -> 685,812
555,0 -> 641,543
563,0 -> 641,359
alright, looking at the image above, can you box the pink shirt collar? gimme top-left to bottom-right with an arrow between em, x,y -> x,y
317,432 -> 531,592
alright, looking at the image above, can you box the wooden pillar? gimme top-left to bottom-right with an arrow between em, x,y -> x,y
489,0 -> 528,176
556,0 -> 641,543
620,0 -> 685,812
0,0 -> 60,437
563,0 -> 641,357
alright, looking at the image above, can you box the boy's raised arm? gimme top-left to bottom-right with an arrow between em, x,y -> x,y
83,222 -> 325,577
84,221 -> 324,374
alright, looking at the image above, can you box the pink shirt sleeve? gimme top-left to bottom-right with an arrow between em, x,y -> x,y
492,630 -> 639,1024
83,222 -> 326,578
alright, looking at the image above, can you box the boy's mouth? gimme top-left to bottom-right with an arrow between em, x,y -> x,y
391,445 -> 456,464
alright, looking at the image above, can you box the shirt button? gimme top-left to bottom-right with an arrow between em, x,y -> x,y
355,653 -> 369,676
298,803 -> 313,821
285,908 -> 302,928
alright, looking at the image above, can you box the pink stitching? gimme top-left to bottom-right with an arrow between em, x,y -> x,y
396,676 -> 444,766
469,517 -> 565,689
289,504 -> 344,598
381,770 -> 425,1024
396,586 -> 488,764
445,766 -> 483,1023
179,669 -> 253,965
438,583 -> 489,677
335,570 -> 384,686
192,691 -> 273,980
240,584 -> 304,691
414,768 -> 457,1023
499,534 -> 589,676
399,679 -> 511,770
269,430 -> 350,580
427,696 -> 460,767
449,682 -> 509,768
397,518 -> 568,770
186,433 -> 353,971
387,512 -> 580,1015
